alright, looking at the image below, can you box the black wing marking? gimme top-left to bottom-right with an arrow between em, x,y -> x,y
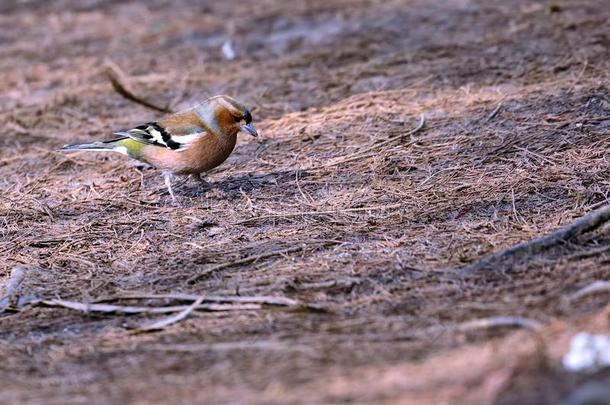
116,122 -> 182,150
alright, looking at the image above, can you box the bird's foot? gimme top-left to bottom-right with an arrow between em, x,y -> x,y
198,173 -> 211,188
131,161 -> 153,171
190,173 -> 211,189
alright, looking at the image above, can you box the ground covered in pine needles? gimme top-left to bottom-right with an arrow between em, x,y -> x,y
1,0 -> 610,403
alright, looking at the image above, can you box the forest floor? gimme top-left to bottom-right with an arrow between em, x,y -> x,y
1,0 -> 610,403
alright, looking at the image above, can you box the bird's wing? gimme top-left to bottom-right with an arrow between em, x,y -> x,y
113,108 -> 208,151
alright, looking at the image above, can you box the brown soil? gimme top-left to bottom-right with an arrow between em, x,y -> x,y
2,0 -> 610,403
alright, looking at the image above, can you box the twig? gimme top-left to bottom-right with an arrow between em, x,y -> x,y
307,113 -> 425,171
94,293 -> 299,307
567,280 -> 610,302
398,316 -> 543,339
0,267 -> 27,308
39,298 -> 260,314
290,277 -> 361,291
140,340 -> 314,353
295,168 -> 313,204
137,296 -> 205,331
458,204 -> 610,277
234,203 -> 404,225
454,316 -> 542,332
484,102 -> 503,122
403,316 -> 543,339
186,246 -> 307,284
103,60 -> 173,114
511,188 -> 523,224
514,146 -> 558,165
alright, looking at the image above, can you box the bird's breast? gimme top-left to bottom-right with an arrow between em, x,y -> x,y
187,133 -> 237,173
140,132 -> 237,175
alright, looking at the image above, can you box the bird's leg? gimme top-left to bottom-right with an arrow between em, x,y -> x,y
162,170 -> 176,202
174,175 -> 189,187
197,172 -> 211,187
188,173 -> 210,187
131,161 -> 153,171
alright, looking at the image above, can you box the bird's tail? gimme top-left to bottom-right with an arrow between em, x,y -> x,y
60,141 -> 117,152
59,137 -> 138,157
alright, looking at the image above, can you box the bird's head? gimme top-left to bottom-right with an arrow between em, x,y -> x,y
197,95 -> 258,138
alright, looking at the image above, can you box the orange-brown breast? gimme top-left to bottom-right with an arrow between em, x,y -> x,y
140,131 -> 238,175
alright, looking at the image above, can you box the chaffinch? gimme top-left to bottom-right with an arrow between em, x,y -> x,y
61,95 -> 258,201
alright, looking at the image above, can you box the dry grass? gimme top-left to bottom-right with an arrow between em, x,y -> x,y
1,0 -> 610,403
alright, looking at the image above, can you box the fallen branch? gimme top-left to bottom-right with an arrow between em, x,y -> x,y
0,267 -> 28,309
396,316 -> 543,340
458,204 -> 610,277
137,296 -> 206,331
103,60 -> 173,113
454,316 -> 542,332
567,280 -> 610,302
7,292 -> 306,330
140,340 -> 314,353
40,298 -> 261,314
394,316 -> 543,340
94,293 -> 299,307
290,277 -> 361,291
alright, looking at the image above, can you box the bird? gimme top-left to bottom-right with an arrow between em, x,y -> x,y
60,95 -> 258,201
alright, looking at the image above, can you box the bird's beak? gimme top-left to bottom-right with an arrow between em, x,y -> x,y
240,123 -> 258,137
